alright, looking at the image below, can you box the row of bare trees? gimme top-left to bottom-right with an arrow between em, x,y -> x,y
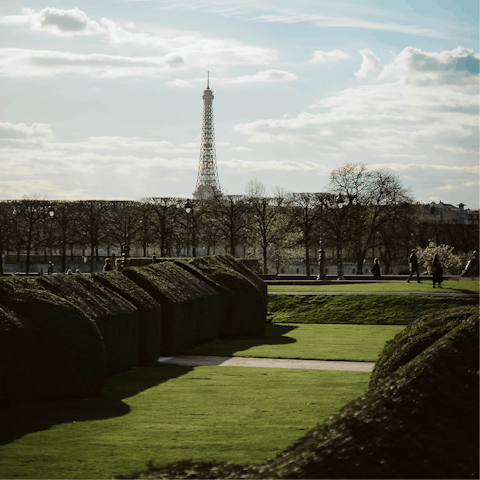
1,165 -> 478,275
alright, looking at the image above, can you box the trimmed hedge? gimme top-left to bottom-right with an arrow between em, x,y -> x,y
92,271 -> 162,364
0,305 -> 34,409
175,255 -> 266,337
123,262 -> 219,355
34,274 -> 139,376
0,282 -> 105,403
369,305 -> 478,389
118,306 -> 479,480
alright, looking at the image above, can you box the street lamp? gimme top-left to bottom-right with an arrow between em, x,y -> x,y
317,200 -> 325,281
48,206 -> 55,262
336,195 -> 345,280
184,200 -> 196,257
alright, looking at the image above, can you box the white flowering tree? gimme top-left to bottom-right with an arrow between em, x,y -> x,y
416,239 -> 471,275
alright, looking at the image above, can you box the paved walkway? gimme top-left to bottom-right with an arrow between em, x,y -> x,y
157,355 -> 375,372
269,291 -> 478,297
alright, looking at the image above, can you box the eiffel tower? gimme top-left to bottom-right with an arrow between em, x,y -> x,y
194,73 -> 221,199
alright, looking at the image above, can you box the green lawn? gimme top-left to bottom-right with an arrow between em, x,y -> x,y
268,280 -> 479,294
0,366 -> 369,479
268,294 -> 478,325
184,323 -> 403,362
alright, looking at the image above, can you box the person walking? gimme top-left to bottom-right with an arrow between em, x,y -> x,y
47,261 -> 54,275
432,254 -> 443,288
407,249 -> 421,283
102,258 -> 112,272
371,258 -> 381,279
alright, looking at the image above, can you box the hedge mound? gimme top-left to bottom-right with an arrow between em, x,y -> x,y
369,305 -> 478,389
0,305 -> 34,409
35,274 -> 139,375
175,255 -> 266,337
118,307 -> 479,480
123,262 -> 219,355
0,284 -> 105,403
92,271 -> 162,364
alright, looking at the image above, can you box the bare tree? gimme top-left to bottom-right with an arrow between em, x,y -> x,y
285,193 -> 321,279
76,200 -> 112,272
0,201 -> 15,275
245,179 -> 288,275
51,201 -> 81,273
328,164 -> 413,274
145,197 -> 182,257
206,194 -> 247,256
10,197 -> 51,274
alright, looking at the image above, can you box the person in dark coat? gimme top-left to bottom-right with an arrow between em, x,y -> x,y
371,258 -> 381,279
432,254 -> 443,288
407,249 -> 421,283
102,258 -> 112,272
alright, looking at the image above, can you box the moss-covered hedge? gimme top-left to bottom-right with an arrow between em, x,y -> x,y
0,255 -> 267,406
174,255 -> 266,337
0,282 -> 105,403
369,305 -> 478,389
0,305 -> 34,409
123,262 -> 219,355
92,271 -> 162,364
33,274 -> 139,376
118,306 -> 479,480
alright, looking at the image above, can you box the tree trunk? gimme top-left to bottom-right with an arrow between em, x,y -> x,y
262,245 -> 268,275
61,244 -> 67,273
305,237 -> 310,279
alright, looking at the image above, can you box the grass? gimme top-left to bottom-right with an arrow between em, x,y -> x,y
268,280 -> 479,294
268,294 -> 478,325
183,323 -> 403,362
0,366 -> 370,479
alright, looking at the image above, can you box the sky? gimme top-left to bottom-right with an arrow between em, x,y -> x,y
0,0 -> 478,208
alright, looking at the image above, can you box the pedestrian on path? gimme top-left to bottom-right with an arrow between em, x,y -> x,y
102,258 -> 112,272
371,258 -> 381,279
432,254 -> 443,288
407,249 -> 421,283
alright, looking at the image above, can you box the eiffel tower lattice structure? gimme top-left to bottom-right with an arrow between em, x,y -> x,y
194,73 -> 221,199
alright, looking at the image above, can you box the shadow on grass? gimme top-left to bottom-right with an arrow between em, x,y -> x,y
0,365 -> 194,447
0,325 -> 297,447
180,323 -> 298,357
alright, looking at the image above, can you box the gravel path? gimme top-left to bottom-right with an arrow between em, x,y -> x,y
157,355 -> 374,372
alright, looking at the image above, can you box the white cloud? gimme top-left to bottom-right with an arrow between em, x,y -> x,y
167,70 -> 297,87
128,1 -> 437,37
379,46 -> 480,85
0,7 -> 277,71
310,50 -> 351,64
0,121 -> 53,140
234,47 -> 478,176
33,7 -> 104,35
354,49 -> 382,79
0,48 -> 185,78
0,7 -> 105,35
220,158 -> 319,172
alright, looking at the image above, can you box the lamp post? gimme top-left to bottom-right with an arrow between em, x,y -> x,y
48,206 -> 55,262
185,200 -> 196,257
336,195 -> 345,280
317,201 -> 325,280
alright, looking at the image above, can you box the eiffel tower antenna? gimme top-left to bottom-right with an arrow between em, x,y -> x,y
194,73 -> 221,199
